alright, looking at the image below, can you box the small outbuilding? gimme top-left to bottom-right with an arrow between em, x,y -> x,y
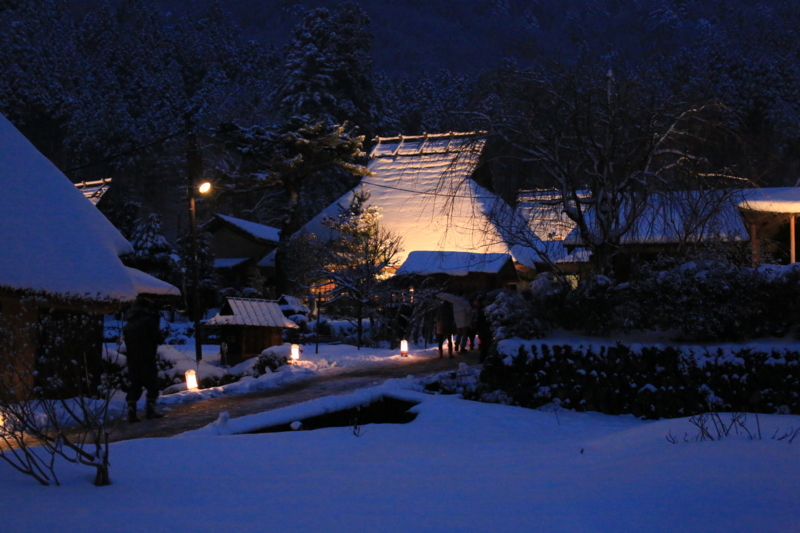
206,297 -> 298,363
395,251 -> 520,293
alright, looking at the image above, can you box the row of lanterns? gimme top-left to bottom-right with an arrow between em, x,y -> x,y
184,343 -> 305,391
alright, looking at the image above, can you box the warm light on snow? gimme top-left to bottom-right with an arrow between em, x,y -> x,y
400,340 -> 408,356
290,344 -> 300,361
198,182 -> 211,194
185,369 -> 198,390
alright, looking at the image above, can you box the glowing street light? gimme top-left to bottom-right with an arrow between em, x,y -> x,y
400,339 -> 409,357
198,181 -> 212,194
291,344 -> 300,361
185,369 -> 198,391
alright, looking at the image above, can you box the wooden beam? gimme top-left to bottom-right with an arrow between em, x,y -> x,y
791,216 -> 796,264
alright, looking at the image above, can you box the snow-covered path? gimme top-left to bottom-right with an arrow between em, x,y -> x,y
110,347 -> 480,441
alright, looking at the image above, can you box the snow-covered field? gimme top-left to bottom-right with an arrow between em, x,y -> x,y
1,379 -> 798,532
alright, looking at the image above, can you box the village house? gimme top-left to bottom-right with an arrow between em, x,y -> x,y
281,132 -> 548,299
395,251 -> 519,293
0,113 -> 179,396
554,188 -> 800,279
203,213 -> 280,289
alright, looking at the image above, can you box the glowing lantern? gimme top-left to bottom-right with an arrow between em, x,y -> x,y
400,339 -> 409,357
291,344 -> 300,361
198,181 -> 212,194
185,369 -> 198,391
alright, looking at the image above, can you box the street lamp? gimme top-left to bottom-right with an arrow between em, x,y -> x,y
187,176 -> 212,364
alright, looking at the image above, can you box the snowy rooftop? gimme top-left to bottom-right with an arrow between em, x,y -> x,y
278,294 -> 309,315
214,257 -> 250,269
214,214 -> 280,243
396,251 -> 514,276
206,297 -> 298,328
563,190 -> 749,246
737,187 -> 800,214
0,113 -> 177,302
295,132 -> 547,269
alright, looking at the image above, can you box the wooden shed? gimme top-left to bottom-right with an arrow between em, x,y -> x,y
206,297 -> 298,363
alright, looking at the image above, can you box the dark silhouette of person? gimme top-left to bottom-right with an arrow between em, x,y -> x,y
435,301 -> 456,358
123,295 -> 164,422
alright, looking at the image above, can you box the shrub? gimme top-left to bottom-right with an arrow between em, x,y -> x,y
479,343 -> 800,418
254,350 -> 289,376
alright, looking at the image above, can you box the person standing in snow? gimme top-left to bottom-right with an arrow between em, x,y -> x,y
123,295 -> 164,422
436,292 -> 472,353
452,292 -> 472,352
475,296 -> 492,364
435,301 -> 456,358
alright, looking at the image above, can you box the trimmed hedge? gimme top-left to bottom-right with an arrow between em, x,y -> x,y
479,343 -> 800,418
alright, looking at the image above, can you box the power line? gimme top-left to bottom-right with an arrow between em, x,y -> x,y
360,179 -> 499,200
64,130 -> 184,174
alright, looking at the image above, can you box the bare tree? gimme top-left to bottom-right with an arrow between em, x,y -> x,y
474,59 -> 741,275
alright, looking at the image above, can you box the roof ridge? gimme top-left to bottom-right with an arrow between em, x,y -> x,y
373,131 -> 485,144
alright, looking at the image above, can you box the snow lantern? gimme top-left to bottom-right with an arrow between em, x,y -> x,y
400,340 -> 409,357
185,369 -> 198,391
291,344 -> 300,361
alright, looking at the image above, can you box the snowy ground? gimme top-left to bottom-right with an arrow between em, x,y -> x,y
1,379 -> 798,532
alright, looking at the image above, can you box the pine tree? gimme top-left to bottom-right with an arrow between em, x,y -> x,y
318,188 -> 403,347
274,2 -> 386,137
122,213 -> 177,283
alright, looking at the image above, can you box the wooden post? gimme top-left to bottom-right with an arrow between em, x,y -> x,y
791,216 -> 796,264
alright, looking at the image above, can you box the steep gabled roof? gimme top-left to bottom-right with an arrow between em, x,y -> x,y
294,132 -> 547,269
206,297 -> 299,328
0,113 -> 177,302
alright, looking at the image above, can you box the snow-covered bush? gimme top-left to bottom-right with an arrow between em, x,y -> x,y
253,346 -> 290,376
484,291 -> 550,340
628,260 -> 800,341
554,274 -> 622,336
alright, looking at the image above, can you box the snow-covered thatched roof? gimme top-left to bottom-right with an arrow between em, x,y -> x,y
212,214 -> 280,243
563,190 -> 749,247
0,113 -> 178,302
396,251 -> 514,277
737,187 -> 800,215
292,132 -> 547,269
206,297 -> 299,328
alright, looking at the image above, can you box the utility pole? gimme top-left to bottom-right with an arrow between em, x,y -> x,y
186,114 -> 204,364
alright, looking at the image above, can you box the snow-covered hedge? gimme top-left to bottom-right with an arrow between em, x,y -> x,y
479,343 -> 800,419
